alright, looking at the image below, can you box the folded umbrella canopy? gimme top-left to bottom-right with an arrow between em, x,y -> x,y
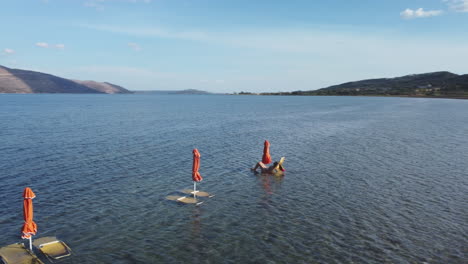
192,149 -> 203,199
262,140 -> 272,164
21,187 -> 37,251
192,149 -> 203,182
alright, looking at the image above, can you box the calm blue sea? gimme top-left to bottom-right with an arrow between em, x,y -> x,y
0,94 -> 467,263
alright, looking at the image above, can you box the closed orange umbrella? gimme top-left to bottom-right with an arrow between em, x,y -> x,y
192,149 -> 203,198
262,140 -> 272,164
192,149 -> 203,182
21,187 -> 37,251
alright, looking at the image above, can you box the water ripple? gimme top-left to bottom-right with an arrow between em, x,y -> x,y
0,95 -> 467,263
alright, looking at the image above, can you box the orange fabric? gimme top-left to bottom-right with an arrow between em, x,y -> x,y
262,140 -> 272,164
192,149 -> 203,182
21,187 -> 37,239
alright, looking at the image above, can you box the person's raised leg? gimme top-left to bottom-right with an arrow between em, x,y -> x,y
251,162 -> 266,172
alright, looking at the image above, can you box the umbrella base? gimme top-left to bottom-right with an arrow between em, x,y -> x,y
0,243 -> 44,264
32,237 -> 71,262
181,189 -> 214,198
166,195 -> 199,204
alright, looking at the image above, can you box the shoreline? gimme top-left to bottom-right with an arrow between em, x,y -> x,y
235,93 -> 468,100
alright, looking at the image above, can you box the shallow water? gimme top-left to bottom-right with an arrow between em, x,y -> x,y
0,94 -> 467,263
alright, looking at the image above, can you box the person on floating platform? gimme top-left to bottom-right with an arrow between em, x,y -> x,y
252,140 -> 285,174
250,161 -> 283,174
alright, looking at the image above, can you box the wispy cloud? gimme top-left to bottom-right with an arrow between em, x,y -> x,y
80,24 -> 209,41
74,65 -> 176,78
444,0 -> 468,12
36,42 -> 49,48
81,23 -> 356,53
127,42 -> 141,51
35,42 -> 65,49
84,1 -> 104,10
3,48 -> 15,54
400,8 -> 443,19
78,23 -> 413,55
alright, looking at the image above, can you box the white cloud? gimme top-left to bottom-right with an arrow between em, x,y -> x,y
36,42 -> 49,48
3,48 -> 15,54
400,8 -> 443,19
444,0 -> 468,12
35,42 -> 65,49
127,42 -> 141,51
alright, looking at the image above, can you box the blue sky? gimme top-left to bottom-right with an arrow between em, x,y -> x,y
1,0 -> 468,92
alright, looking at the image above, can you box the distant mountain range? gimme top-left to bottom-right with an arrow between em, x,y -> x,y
134,89 -> 211,95
4,65 -> 466,99
0,65 -> 131,94
261,71 -> 468,99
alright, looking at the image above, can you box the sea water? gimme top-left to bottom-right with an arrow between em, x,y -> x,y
0,94 -> 467,263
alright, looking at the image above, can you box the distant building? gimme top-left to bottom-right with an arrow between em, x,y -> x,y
417,84 -> 432,89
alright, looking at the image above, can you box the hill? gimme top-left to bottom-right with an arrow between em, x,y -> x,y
262,71 -> 468,98
133,89 -> 211,95
0,65 -> 131,94
173,89 -> 211,95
